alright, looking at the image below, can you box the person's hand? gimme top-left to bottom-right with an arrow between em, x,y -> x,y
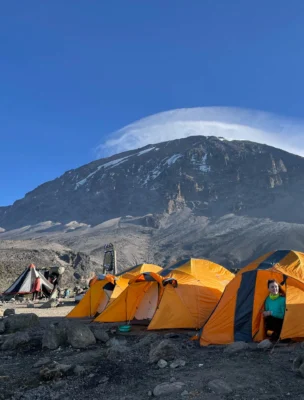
262,311 -> 271,317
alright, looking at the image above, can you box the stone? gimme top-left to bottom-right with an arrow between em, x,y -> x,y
164,333 -> 180,339
181,390 -> 189,396
40,299 -> 59,309
106,345 -> 130,361
106,337 -> 127,347
89,326 -> 110,343
224,341 -> 249,354
135,333 -> 159,348
157,359 -> 168,369
27,304 -> 35,308
153,382 -> 185,397
33,358 -> 51,368
170,377 -> 176,383
293,355 -> 304,372
149,339 -> 178,364
5,313 -> 39,333
2,332 -> 30,350
73,365 -> 86,376
257,339 -> 273,350
99,376 -> 109,384
42,323 -> 68,350
40,362 -> 72,381
208,379 -> 232,395
67,322 -> 96,349
0,319 -> 6,333
4,309 -> 15,317
170,359 -> 186,369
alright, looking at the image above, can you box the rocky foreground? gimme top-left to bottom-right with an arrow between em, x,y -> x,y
1,305 -> 304,400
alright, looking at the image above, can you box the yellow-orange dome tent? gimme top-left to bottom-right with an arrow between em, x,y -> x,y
199,250 -> 304,346
67,263 -> 162,319
94,258 -> 234,329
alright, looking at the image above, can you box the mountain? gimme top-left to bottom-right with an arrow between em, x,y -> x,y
1,110 -> 304,289
1,135 -> 304,230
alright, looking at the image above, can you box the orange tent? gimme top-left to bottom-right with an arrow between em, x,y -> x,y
67,263 -> 162,319
199,250 -> 304,346
94,258 -> 234,329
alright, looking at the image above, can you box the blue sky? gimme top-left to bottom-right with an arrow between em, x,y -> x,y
1,0 -> 304,206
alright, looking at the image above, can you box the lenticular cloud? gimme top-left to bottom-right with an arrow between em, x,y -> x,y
96,107 -> 304,158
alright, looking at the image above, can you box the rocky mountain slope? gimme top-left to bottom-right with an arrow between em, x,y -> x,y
1,134 -> 304,289
1,135 -> 304,230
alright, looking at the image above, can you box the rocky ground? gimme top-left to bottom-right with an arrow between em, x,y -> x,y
1,303 -> 304,400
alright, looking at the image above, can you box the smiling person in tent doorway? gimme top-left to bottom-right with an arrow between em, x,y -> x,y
263,279 -> 286,342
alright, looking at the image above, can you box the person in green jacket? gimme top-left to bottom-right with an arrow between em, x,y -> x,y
263,279 -> 286,341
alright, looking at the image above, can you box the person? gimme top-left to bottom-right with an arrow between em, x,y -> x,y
263,279 -> 286,342
32,276 -> 41,301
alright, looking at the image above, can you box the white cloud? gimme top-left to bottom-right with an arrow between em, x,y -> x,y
96,107 -> 304,158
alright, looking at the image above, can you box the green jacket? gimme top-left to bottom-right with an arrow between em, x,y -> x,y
265,295 -> 286,319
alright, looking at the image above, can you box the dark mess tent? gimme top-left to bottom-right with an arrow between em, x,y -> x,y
3,263 -> 54,297
199,250 -> 304,346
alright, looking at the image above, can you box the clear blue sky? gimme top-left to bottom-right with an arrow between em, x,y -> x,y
1,0 -> 304,206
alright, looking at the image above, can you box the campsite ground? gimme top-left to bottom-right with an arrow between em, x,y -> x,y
1,302 -> 304,400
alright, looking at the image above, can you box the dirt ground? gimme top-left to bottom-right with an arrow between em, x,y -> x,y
1,303 -> 304,400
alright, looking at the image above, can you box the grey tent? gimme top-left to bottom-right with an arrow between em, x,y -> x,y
3,264 -> 53,296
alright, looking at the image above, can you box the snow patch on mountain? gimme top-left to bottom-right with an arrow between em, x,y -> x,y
165,154 -> 183,166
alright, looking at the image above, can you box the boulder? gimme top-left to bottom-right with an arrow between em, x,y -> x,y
149,340 -> 178,364
208,379 -> 232,394
73,365 -> 87,376
66,322 -> 96,349
157,359 -> 168,369
4,309 -> 15,317
224,341 -> 249,354
89,326 -> 110,343
33,358 -> 51,368
0,319 -> 6,333
40,299 -> 59,309
170,359 -> 186,369
153,382 -> 185,397
40,362 -> 72,381
293,355 -> 304,372
106,345 -> 130,361
5,313 -> 39,333
2,331 -> 30,350
106,337 -> 127,347
135,333 -> 159,348
257,339 -> 273,350
42,323 -> 68,350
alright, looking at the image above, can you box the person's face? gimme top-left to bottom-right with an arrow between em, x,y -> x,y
268,282 -> 279,294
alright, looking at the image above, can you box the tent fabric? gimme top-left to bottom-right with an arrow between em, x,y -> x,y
67,264 -> 162,319
199,250 -> 304,346
3,264 -> 54,295
95,259 -> 234,330
67,274 -> 116,318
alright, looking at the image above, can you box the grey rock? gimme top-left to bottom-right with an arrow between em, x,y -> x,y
2,331 -> 30,350
67,322 -> 96,349
170,359 -> 186,369
153,382 -> 185,397
33,357 -> 51,368
135,333 -> 159,348
149,339 -> 178,364
26,304 -> 35,308
5,313 -> 39,333
40,299 -> 58,308
42,323 -> 68,350
73,365 -> 86,376
181,390 -> 189,396
89,326 -> 110,343
0,319 -> 5,333
257,339 -> 273,350
157,359 -> 168,369
106,337 -> 127,347
4,309 -> 15,317
170,377 -> 177,383
107,345 -> 130,361
224,341 -> 249,354
40,362 -> 72,381
208,379 -> 232,394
